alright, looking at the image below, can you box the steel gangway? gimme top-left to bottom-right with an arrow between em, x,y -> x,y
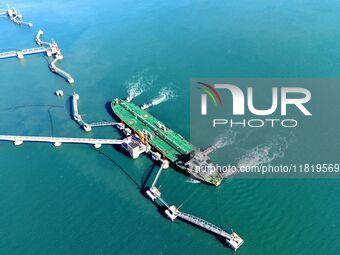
71,94 -> 117,130
21,47 -> 47,55
152,192 -> 243,250
88,121 -> 118,127
35,29 -> 52,47
146,164 -> 244,251
50,57 -> 74,84
0,51 -> 17,59
151,163 -> 165,188
14,20 -> 32,27
149,170 -> 231,240
176,211 -> 231,239
0,47 -> 48,59
157,196 -> 170,208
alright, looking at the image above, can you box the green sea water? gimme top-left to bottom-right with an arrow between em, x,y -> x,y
0,0 -> 340,254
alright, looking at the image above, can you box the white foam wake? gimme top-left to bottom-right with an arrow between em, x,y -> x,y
142,87 -> 175,109
236,136 -> 289,170
213,130 -> 238,149
125,73 -> 156,102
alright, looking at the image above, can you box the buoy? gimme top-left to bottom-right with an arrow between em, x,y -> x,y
55,90 -> 64,96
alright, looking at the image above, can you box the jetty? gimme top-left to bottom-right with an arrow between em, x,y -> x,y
0,7 -> 33,28
174,209 -> 244,251
0,135 -> 127,148
0,29 -> 74,84
0,90 -> 245,251
36,29 -> 74,83
71,93 -> 243,251
72,93 -> 118,132
146,179 -> 244,251
0,5 -> 245,252
0,47 -> 48,60
49,56 -> 74,84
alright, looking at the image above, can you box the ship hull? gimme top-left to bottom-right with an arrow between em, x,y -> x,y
111,99 -> 222,186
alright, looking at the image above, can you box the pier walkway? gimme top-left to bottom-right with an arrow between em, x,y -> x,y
151,163 -> 165,188
50,57 -> 74,84
0,29 -> 74,84
145,165 -> 244,251
89,121 -> 118,127
155,194 -> 230,239
176,211 -> 230,239
0,135 -> 127,147
151,193 -> 244,250
35,29 -> 51,47
1,7 -> 33,28
72,93 -> 118,131
0,47 -> 47,59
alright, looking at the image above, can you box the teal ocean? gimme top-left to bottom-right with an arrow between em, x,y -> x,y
0,1 -> 340,254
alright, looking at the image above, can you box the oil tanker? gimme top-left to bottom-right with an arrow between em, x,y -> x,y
111,98 -> 223,186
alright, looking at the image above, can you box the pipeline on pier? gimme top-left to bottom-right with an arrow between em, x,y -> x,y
0,135 -> 128,148
0,29 -> 75,84
35,29 -> 53,47
50,56 -> 74,84
72,93 -> 118,132
0,47 -> 48,60
176,210 -> 244,251
36,29 -> 74,84
151,163 -> 165,188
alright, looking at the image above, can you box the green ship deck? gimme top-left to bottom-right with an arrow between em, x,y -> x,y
111,99 -> 223,186
111,99 -> 194,165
